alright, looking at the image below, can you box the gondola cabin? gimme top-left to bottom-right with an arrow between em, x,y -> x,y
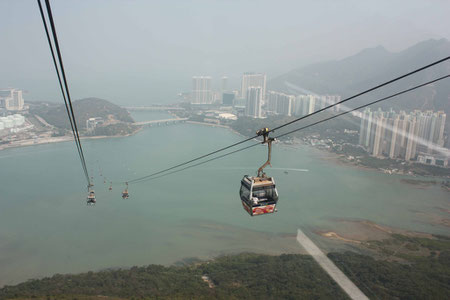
240,175 -> 278,216
122,182 -> 129,199
87,190 -> 96,205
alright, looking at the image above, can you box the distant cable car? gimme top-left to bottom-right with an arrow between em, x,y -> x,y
109,182 -> 112,191
87,185 -> 96,205
239,128 -> 279,216
122,182 -> 129,199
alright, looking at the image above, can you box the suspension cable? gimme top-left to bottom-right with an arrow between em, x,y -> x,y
274,74 -> 450,139
129,75 -> 450,184
269,56 -> 450,133
37,0 -> 91,186
126,56 -> 449,184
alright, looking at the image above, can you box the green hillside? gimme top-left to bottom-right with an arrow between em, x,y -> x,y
30,98 -> 134,130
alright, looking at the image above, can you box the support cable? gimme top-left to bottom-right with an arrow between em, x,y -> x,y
130,75 -> 450,184
37,0 -> 91,186
126,57 -> 450,184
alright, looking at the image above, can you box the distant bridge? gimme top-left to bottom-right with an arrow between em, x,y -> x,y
133,118 -> 188,126
126,106 -> 185,111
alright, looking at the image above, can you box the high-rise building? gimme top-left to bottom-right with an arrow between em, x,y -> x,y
221,76 -> 228,93
267,91 -> 278,113
307,95 -> 316,115
359,108 -> 447,161
0,88 -> 24,111
191,76 -> 212,104
319,95 -> 342,112
432,111 -> 446,148
359,108 -> 371,146
276,93 -> 294,116
372,116 -> 386,157
241,73 -> 266,101
245,87 -> 262,118
266,91 -> 295,116
405,117 -> 418,161
291,96 -> 303,116
222,92 -> 235,106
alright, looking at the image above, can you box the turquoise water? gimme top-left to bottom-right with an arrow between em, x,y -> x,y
0,111 -> 448,286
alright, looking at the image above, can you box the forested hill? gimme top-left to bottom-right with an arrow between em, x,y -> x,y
269,39 -> 450,123
1,232 -> 449,300
30,97 -> 134,129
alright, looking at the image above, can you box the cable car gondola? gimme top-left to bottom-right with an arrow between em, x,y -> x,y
240,128 -> 279,216
122,182 -> 129,199
87,186 -> 96,205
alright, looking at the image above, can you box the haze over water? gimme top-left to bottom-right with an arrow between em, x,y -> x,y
0,111 -> 448,286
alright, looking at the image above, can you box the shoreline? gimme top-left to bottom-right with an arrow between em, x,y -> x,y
185,120 -> 249,138
3,120 -> 448,181
0,119 -> 238,153
0,130 -> 141,152
284,141 -> 450,180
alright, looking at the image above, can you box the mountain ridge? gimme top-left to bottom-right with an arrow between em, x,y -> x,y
268,38 -> 450,134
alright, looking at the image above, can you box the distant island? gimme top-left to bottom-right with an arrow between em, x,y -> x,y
29,97 -> 137,137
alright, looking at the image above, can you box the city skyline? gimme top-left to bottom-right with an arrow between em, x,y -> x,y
2,1 -> 449,104
359,108 -> 447,162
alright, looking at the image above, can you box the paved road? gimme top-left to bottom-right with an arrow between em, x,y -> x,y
296,229 -> 369,300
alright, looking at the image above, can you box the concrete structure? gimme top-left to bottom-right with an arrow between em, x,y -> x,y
191,76 -> 212,104
267,91 -> 295,116
241,73 -> 266,101
245,87 -> 263,118
359,108 -> 447,161
0,114 -> 26,131
222,92 -> 235,106
218,113 -> 237,121
276,93 -> 294,116
86,117 -> 104,131
267,92 -> 341,117
0,88 -> 25,111
221,76 -> 228,93
417,154 -> 448,167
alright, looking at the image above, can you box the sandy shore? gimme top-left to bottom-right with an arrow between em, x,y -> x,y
0,120 -> 241,153
315,218 -> 436,245
0,131 -> 139,152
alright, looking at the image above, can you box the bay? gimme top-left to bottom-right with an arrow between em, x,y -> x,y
0,111 -> 448,286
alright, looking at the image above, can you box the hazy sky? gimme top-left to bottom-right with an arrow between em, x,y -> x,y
1,0 -> 449,105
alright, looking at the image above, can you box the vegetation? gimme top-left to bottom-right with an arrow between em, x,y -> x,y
0,253 -> 346,300
87,123 -> 138,137
1,234 -> 450,299
330,234 -> 450,299
230,114 -> 450,177
230,113 -> 359,140
334,145 -> 450,177
30,98 -> 134,130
